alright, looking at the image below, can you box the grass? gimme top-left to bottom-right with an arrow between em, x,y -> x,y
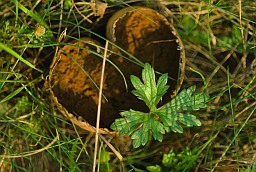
0,0 -> 255,171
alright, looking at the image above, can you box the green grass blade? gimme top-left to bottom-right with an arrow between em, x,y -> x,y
211,106 -> 256,172
0,80 -> 25,83
13,0 -> 18,26
0,85 -> 26,104
0,43 -> 42,73
11,0 -> 50,30
0,61 -> 10,90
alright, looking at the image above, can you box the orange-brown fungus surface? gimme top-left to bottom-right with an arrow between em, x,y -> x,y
51,8 -> 182,128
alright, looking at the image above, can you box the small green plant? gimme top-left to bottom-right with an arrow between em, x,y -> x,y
111,63 -> 210,148
177,16 -> 208,44
147,147 -> 200,172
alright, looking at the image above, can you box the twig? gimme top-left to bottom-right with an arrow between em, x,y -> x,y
93,40 -> 109,172
99,134 -> 123,161
72,0 -> 93,23
0,131 -> 59,158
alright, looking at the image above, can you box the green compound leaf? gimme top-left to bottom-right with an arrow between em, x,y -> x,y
110,110 -> 146,136
131,63 -> 169,110
157,111 -> 201,133
111,109 -> 165,148
110,63 -> 210,148
158,85 -> 209,111
157,86 -> 210,133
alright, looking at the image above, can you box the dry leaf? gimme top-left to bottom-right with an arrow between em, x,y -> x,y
35,24 -> 46,39
90,1 -> 107,18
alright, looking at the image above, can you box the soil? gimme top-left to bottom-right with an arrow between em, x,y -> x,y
50,7 -> 183,129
